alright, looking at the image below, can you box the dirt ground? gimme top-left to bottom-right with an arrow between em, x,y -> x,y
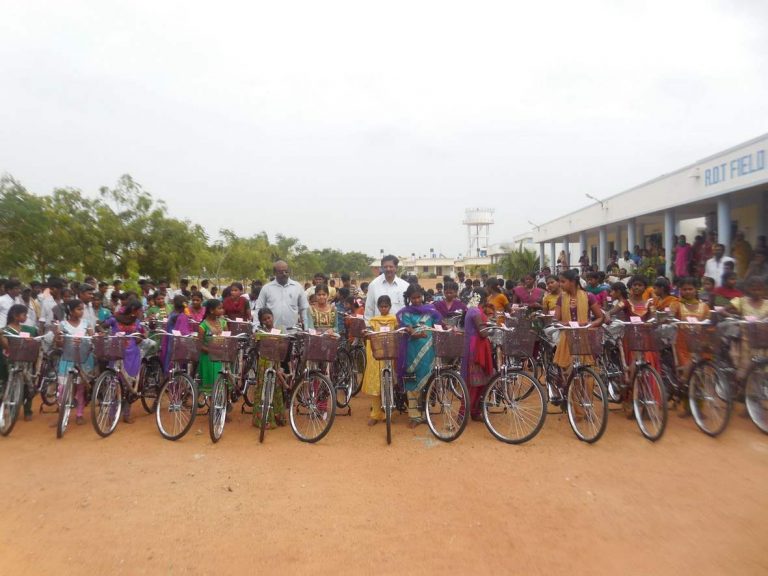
1,396 -> 767,576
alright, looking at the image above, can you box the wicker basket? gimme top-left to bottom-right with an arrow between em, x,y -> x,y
7,337 -> 41,363
302,333 -> 339,363
346,317 -> 367,338
226,320 -> 252,336
170,337 -> 200,363
564,328 -> 603,357
433,330 -> 464,359
368,332 -> 404,361
256,335 -> 291,363
744,322 -> 768,350
61,337 -> 93,363
93,336 -> 129,361
622,324 -> 664,352
678,324 -> 721,354
207,336 -> 240,362
502,326 -> 537,358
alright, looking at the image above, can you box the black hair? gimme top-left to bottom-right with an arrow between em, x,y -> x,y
98,281 -> 108,288
64,299 -> 83,317
505,279 -> 515,291
444,281 -> 459,292
721,271 -> 738,283
381,254 -> 399,267
628,275 -> 647,288
204,298 -> 222,317
340,273 -> 350,282
258,307 -> 273,322
404,283 -> 425,305
4,279 -> 21,291
230,282 -> 244,291
475,287 -> 488,303
545,275 -> 557,283
172,294 -> 188,311
314,284 -> 329,295
7,304 -> 27,324
653,277 -> 672,294
338,287 -> 350,299
678,276 -> 698,288
78,284 -> 94,295
436,283 -> 443,290
559,269 -> 581,288
122,298 -> 143,315
360,282 -> 369,292
190,291 -> 204,301
610,282 -> 628,299
586,271 -> 600,281
377,295 -> 391,307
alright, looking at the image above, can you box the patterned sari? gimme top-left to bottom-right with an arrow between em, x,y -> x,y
396,306 -> 441,392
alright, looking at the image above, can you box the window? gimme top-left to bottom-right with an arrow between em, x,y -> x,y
436,266 -> 443,275
422,266 -> 429,273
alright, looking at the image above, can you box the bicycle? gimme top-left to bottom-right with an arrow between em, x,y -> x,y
225,319 -> 259,411
365,328 -> 408,445
56,334 -> 94,439
208,332 -> 251,443
154,333 -> 200,441
741,320 -> 768,434
480,322 -> 547,444
90,333 -> 145,437
35,322 -> 61,410
330,314 -> 367,410
0,333 -> 45,436
252,331 -> 293,443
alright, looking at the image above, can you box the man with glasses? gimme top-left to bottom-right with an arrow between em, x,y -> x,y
253,260 -> 309,330
364,254 -> 409,320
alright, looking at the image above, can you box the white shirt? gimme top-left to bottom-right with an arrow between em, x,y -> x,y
0,294 -> 22,329
364,275 -> 409,320
704,256 -> 735,287
617,258 -> 636,272
40,293 -> 60,326
253,279 -> 309,330
200,287 -> 214,301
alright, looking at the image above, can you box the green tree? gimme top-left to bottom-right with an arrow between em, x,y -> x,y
497,244 -> 541,280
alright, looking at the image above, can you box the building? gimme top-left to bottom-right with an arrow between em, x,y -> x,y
516,133 -> 767,277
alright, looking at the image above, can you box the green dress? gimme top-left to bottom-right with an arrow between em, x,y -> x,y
198,318 -> 227,392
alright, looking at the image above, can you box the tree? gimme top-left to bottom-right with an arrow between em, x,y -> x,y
497,243 -> 541,280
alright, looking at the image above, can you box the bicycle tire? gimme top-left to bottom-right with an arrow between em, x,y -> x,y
688,360 -> 732,437
0,372 -> 23,436
331,348 -> 353,409
139,357 -> 163,413
57,373 -> 75,439
259,370 -> 275,444
242,356 -> 258,408
91,369 -> 122,438
632,365 -> 668,442
382,368 -> 393,445
424,370 -> 470,442
600,344 -> 624,403
745,362 -> 768,434
566,366 -> 608,443
482,370 -> 547,444
289,370 -> 335,443
155,372 -> 197,441
350,346 -> 366,397
38,350 -> 61,406
209,373 -> 229,443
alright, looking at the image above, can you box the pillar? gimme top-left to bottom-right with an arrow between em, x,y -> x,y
562,236 -> 570,271
627,219 -> 636,255
664,209 -> 675,278
598,227 -> 607,271
549,242 -> 556,272
615,225 -> 622,255
717,196 -> 731,255
579,231 -> 586,258
755,192 -> 766,240
538,243 -> 545,270
638,224 -> 645,249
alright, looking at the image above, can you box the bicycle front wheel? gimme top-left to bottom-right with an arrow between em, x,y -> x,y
259,370 -> 275,443
331,348 -> 352,409
425,370 -> 469,442
209,374 -> 229,443
566,367 -> 608,443
289,371 -> 335,443
242,357 -> 258,408
57,374 -> 75,439
156,373 -> 197,441
745,362 -> 768,434
350,346 -> 366,397
483,370 -> 547,444
382,369 -> 393,445
688,361 -> 731,437
139,357 -> 163,413
633,365 -> 668,441
91,369 -> 122,438
39,350 -> 61,406
0,372 -> 24,436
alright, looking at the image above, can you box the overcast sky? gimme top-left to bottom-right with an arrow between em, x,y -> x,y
1,1 -> 766,259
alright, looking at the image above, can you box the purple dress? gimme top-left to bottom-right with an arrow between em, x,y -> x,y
104,317 -> 143,377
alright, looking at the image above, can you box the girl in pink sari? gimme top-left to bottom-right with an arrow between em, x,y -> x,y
461,289 -> 494,420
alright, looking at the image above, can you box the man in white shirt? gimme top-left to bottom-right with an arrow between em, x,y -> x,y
0,279 -> 23,328
365,255 -> 409,319
78,284 -> 98,328
704,244 -> 736,287
40,277 -> 65,326
617,251 -> 636,273
253,261 -> 309,330
199,279 -> 214,302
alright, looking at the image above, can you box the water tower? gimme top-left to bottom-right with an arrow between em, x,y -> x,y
463,208 -> 494,257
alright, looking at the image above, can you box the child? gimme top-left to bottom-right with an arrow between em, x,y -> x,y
307,285 -> 336,333
188,291 -> 206,322
198,299 -> 227,397
699,276 -> 716,308
161,295 -> 193,373
462,289 -> 494,420
222,282 -> 251,321
608,282 -> 632,322
361,295 -> 398,426
102,299 -> 145,423
585,271 -> 610,308
674,277 -> 711,398
253,308 -> 286,429
56,299 -> 95,425
147,292 -> 172,320
541,276 -> 561,314
1,304 -> 38,420
92,292 -> 112,322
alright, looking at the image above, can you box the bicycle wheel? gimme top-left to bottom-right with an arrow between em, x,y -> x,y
139,357 -> 163,413
745,362 -> 768,434
39,351 -> 61,406
0,372 -> 23,436
600,344 -> 624,403
424,370 -> 469,442
688,361 -> 732,437
209,374 -> 229,443
632,365 -> 668,442
331,348 -> 352,409
566,366 -> 608,443
57,373 -> 75,439
382,368 -> 393,445
242,356 -> 258,408
350,346 -> 366,397
259,370 -> 275,444
155,373 -> 197,441
91,369 -> 122,438
289,370 -> 335,443
483,370 -> 547,444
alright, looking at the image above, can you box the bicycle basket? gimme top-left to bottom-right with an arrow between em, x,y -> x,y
347,317 -> 367,338
502,325 -> 537,358
622,324 -> 663,352
302,333 -> 339,363
226,320 -> 252,336
678,324 -> 721,354
744,322 -> 768,350
368,332 -> 404,360
207,336 -> 240,363
256,335 -> 291,363
565,328 -> 603,357
433,330 -> 464,359
93,335 -> 128,361
602,322 -> 625,345
170,336 -> 200,363
6,337 -> 41,363
60,337 -> 93,363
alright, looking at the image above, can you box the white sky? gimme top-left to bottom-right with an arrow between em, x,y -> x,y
1,0 -> 766,258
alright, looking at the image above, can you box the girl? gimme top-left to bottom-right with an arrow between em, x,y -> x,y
102,299 -> 145,423
433,281 -> 467,325
728,276 -> 768,319
56,299 -> 95,425
542,276 -> 561,314
1,304 -> 38,420
361,295 -> 398,426
486,278 -> 510,318
307,285 -> 336,333
553,269 -> 604,370
222,282 -> 251,321
397,284 -> 442,428
188,291 -> 206,323
627,275 -> 650,319
198,299 -> 228,397
461,289 -> 493,421
607,282 -> 632,322
147,292 -> 172,320
253,308 -> 286,429
92,292 -> 112,322
648,277 -> 680,317
674,276 -> 711,382
713,271 -> 743,308
699,276 -> 716,308
161,295 -> 193,373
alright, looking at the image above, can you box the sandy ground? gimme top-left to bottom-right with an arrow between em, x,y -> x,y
1,396 -> 767,576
